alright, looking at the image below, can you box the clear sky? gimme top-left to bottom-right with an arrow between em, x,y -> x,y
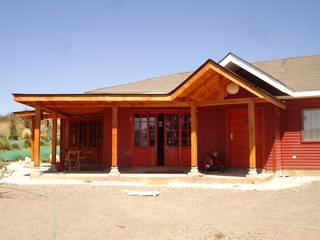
1,0 -> 319,114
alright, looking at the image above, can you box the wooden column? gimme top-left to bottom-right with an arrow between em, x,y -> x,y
31,116 -> 35,161
51,112 -> 57,165
189,103 -> 199,175
110,105 -> 120,175
248,99 -> 257,175
33,108 -> 42,167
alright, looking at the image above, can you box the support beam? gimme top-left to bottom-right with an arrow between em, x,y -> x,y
51,112 -> 57,165
31,116 -> 35,162
248,99 -> 257,175
189,103 -> 199,175
33,108 -> 42,167
110,105 -> 120,175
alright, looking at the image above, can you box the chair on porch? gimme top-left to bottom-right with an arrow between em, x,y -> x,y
65,150 -> 81,171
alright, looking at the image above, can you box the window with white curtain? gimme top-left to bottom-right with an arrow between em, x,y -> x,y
302,109 -> 320,141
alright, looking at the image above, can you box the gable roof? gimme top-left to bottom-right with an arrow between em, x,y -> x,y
87,54 -> 320,97
253,55 -> 320,92
86,72 -> 193,94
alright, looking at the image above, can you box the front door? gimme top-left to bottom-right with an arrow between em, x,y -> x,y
132,114 -> 157,166
228,108 -> 264,168
132,110 -> 191,167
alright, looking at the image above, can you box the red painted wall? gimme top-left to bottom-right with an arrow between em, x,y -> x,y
117,108 -> 132,167
197,106 -> 223,167
103,109 -> 112,167
280,98 -> 320,169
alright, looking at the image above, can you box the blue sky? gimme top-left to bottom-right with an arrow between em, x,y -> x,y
0,0 -> 319,114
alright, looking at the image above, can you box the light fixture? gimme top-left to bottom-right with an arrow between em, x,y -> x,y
226,82 -> 239,95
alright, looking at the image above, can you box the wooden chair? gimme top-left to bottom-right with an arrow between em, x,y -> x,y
65,150 -> 81,171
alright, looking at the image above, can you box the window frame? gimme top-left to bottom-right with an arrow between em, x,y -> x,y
301,108 -> 320,143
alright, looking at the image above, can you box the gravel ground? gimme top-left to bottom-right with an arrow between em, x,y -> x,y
0,181 -> 320,240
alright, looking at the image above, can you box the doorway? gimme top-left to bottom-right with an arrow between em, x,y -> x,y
228,107 -> 264,169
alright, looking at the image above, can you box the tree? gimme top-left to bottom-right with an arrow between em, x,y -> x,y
9,117 -> 18,140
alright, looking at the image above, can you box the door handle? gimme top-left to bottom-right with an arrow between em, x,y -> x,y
230,132 -> 233,140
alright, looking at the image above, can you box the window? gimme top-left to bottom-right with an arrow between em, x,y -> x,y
181,114 -> 191,146
70,122 -> 79,147
165,113 -> 191,147
69,120 -> 103,148
134,114 -> 156,147
302,109 -> 320,141
166,114 -> 179,147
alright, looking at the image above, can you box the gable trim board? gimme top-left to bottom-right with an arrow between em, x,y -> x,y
219,53 -> 320,98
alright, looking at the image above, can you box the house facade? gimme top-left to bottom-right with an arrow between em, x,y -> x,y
13,53 -> 320,175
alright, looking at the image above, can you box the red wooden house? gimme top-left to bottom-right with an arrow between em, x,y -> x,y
13,53 -> 320,175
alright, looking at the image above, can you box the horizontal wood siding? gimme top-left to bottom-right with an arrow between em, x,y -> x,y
118,108 -> 132,167
280,98 -> 320,169
103,108 -> 112,167
263,104 -> 282,171
198,106 -> 221,168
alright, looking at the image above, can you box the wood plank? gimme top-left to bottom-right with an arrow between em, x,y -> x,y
14,95 -> 172,102
51,112 -> 57,164
31,116 -> 35,162
248,99 -> 256,169
218,75 -> 225,100
111,105 -> 118,167
34,108 -> 42,167
191,103 -> 198,168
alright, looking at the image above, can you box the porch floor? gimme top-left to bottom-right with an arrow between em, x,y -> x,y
38,165 -> 273,185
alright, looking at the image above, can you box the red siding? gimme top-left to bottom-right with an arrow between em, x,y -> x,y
263,104 -> 282,170
118,108 -> 132,167
280,98 -> 320,169
198,106 -> 224,168
103,109 -> 112,167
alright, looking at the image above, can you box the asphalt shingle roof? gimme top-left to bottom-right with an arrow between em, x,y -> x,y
86,55 -> 320,94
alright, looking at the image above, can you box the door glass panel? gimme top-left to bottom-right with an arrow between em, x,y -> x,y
166,114 -> 179,147
181,114 -> 191,147
134,114 -> 155,147
149,115 -> 156,146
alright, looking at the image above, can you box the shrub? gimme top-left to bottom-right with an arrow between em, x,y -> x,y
10,143 -> 20,150
21,128 -> 31,139
0,138 -> 11,151
24,138 -> 31,148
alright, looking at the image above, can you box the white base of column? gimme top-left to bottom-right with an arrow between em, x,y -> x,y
30,168 -> 42,178
246,168 -> 258,177
188,166 -> 201,176
109,166 -> 120,176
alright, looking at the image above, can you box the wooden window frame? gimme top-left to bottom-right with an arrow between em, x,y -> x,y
301,108 -> 320,143
69,118 -> 103,149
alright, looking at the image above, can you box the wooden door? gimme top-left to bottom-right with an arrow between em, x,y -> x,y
165,113 -> 191,167
229,108 -> 264,168
132,114 -> 157,166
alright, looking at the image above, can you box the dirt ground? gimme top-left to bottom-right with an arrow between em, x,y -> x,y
0,181 -> 319,240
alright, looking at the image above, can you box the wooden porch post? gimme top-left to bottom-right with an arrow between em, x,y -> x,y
188,102 -> 199,175
248,99 -> 257,175
110,105 -> 120,175
33,108 -> 42,168
51,112 -> 57,165
31,116 -> 35,162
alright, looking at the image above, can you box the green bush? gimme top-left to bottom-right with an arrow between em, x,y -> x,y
24,138 -> 31,148
0,138 -> 11,151
10,143 -> 21,150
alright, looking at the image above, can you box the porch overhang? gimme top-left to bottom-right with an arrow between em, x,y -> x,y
13,59 -> 285,116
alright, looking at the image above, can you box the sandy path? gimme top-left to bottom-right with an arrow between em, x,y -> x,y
0,181 -> 320,240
